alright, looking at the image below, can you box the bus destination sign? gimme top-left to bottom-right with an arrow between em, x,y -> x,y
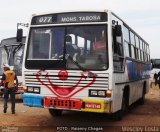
57,13 -> 101,23
32,12 -> 107,25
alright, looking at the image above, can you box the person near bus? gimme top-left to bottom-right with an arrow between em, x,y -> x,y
93,37 -> 106,53
93,33 -> 107,68
157,71 -> 160,89
153,72 -> 158,86
65,35 -> 81,58
0,64 -> 18,114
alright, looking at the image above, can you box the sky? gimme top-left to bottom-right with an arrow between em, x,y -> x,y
0,0 -> 160,58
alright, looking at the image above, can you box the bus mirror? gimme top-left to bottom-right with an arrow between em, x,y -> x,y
115,25 -> 122,36
16,29 -> 23,42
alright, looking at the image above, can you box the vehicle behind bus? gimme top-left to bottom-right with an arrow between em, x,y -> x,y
0,37 -> 26,96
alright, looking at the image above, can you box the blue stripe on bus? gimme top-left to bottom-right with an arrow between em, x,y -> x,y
126,60 -> 151,81
23,93 -> 44,107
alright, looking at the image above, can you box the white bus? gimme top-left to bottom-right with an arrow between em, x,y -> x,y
0,37 -> 26,95
19,10 -> 151,120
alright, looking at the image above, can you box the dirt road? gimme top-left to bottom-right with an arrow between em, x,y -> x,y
0,85 -> 160,132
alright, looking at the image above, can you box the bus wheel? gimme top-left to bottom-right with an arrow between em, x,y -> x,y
138,90 -> 145,105
112,96 -> 127,121
49,109 -> 63,117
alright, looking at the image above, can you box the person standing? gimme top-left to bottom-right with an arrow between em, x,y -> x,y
0,64 -> 18,114
153,72 -> 158,86
157,71 -> 160,89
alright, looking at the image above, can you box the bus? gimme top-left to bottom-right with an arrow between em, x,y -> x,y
19,10 -> 151,120
0,37 -> 26,95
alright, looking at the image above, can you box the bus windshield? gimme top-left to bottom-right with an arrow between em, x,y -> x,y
0,44 -> 24,76
9,45 -> 24,75
27,25 -> 108,70
0,37 -> 25,76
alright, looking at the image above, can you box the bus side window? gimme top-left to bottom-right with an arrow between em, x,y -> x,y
112,26 -> 124,72
113,29 -> 123,56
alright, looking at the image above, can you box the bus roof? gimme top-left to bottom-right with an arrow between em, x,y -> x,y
31,9 -> 111,17
0,37 -> 26,47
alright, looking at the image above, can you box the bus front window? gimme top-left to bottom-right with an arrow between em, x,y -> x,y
28,29 -> 51,59
28,27 -> 65,60
27,25 -> 108,70
65,25 -> 108,70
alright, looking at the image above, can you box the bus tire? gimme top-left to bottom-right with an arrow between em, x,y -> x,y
138,90 -> 145,105
112,96 -> 127,121
49,109 -> 63,117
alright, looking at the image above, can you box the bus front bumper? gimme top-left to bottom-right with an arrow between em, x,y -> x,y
44,97 -> 111,113
23,94 -> 111,113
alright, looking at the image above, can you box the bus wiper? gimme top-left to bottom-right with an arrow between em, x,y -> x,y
67,54 -> 98,78
60,54 -> 97,77
65,54 -> 86,72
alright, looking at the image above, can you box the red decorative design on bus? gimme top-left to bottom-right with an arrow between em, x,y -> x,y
36,70 -> 96,97
58,70 -> 68,81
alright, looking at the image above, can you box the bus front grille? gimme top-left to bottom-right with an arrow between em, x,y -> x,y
24,71 -> 109,89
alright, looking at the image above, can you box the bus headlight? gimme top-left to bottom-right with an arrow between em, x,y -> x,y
27,86 -> 40,94
27,87 -> 34,92
106,90 -> 112,97
89,89 -> 112,98
34,87 -> 40,93
89,89 -> 106,98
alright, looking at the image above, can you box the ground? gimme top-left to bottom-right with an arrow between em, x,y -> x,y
0,85 -> 160,132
